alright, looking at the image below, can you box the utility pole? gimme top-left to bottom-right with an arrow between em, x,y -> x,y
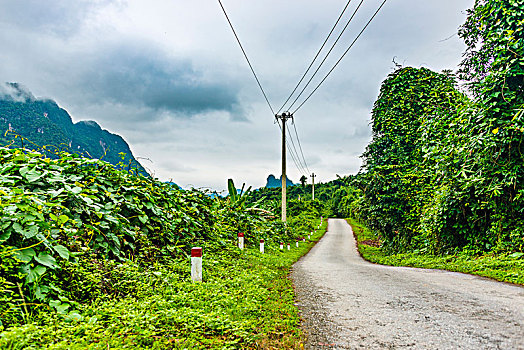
276,111 -> 293,222
311,172 -> 316,201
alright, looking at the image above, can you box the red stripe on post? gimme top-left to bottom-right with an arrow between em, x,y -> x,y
260,239 -> 264,243
191,247 -> 202,257
238,232 -> 244,237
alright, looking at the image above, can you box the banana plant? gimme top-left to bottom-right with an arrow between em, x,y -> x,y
227,178 -> 252,208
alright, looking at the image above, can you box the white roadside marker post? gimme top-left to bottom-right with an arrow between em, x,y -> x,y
238,232 -> 244,250
302,237 -> 306,242
287,243 -> 291,250
191,247 -> 202,282
280,242 -> 284,250
260,239 -> 265,254
296,239 -> 299,248
308,232 -> 311,240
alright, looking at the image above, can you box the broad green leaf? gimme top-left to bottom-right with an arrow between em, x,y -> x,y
18,166 -> 30,177
24,169 -> 45,182
53,245 -> 70,260
70,186 -> 82,194
0,230 -> 11,243
138,215 -> 148,224
49,300 -> 61,308
12,222 -> 23,233
13,248 -> 35,263
66,311 -> 84,322
81,196 -> 94,205
26,265 -> 47,283
105,215 -> 119,224
35,252 -> 58,269
58,215 -> 69,225
49,188 -> 65,198
56,303 -> 70,314
22,214 -> 36,223
35,285 -> 50,300
22,225 -> 39,239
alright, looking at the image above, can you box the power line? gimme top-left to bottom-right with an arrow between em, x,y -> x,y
293,0 -> 388,114
217,0 -> 275,115
287,132 -> 308,175
286,0 -> 366,111
292,119 -> 310,174
276,0 -> 354,114
276,118 -> 308,176
283,118 -> 307,173
287,138 -> 307,176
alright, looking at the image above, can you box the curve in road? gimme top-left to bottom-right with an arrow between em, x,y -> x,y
291,218 -> 524,349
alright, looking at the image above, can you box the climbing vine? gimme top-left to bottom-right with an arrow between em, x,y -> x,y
354,0 -> 524,254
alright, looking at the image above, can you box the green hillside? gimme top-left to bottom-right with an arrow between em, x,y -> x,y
0,83 -> 146,175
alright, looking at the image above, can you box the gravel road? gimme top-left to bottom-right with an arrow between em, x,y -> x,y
290,218 -> 524,349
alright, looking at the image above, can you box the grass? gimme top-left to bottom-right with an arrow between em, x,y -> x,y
0,220 -> 328,349
347,218 -> 524,286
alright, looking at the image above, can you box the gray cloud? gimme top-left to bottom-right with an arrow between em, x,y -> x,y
0,0 -> 476,190
0,82 -> 35,102
78,43 -> 244,118
0,0 -> 118,37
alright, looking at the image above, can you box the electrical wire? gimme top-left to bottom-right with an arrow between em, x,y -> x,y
217,0 -> 275,115
276,119 -> 308,177
276,0 -> 354,114
286,0 -> 366,111
292,120 -> 310,174
286,130 -> 308,175
293,0 -> 388,114
287,138 -> 308,176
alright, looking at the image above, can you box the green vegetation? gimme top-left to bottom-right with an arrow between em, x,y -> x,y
0,146 -> 326,348
250,175 -> 357,220
348,0 -> 524,256
348,218 -> 524,285
1,0 -> 522,347
0,83 -> 146,175
0,232 -> 327,349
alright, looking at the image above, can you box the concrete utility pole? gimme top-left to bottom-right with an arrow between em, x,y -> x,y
276,112 -> 293,222
311,172 -> 316,201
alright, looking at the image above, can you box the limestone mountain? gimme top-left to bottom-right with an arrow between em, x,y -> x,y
265,174 -> 295,188
0,83 -> 146,175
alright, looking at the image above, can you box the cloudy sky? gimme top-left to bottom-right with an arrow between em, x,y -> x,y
0,0 -> 474,192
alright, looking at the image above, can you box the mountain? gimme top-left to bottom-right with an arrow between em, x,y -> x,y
265,174 -> 295,188
0,83 -> 147,175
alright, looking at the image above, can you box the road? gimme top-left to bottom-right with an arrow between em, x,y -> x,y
290,219 -> 524,349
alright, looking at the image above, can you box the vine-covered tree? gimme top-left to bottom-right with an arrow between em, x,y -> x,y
354,0 -> 524,254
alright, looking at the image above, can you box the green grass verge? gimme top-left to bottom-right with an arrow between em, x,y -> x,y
0,221 -> 327,349
347,218 -> 524,286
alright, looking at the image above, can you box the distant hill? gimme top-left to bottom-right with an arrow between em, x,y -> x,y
265,174 -> 295,188
0,83 -> 147,175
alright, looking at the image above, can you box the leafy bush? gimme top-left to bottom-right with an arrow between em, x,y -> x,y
0,147 -> 306,329
349,0 -> 524,254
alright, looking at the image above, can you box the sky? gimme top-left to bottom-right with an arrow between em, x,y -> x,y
0,0 -> 475,192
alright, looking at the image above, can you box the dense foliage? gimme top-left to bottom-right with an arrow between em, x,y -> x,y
351,0 -> 524,254
0,238 -> 330,349
0,147 -> 307,334
248,175 -> 357,221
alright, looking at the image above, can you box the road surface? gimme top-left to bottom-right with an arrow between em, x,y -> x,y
290,218 -> 524,349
